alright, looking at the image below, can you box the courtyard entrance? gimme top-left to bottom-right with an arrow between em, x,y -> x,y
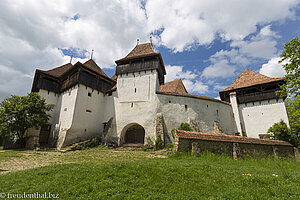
124,124 -> 145,144
39,125 -> 51,145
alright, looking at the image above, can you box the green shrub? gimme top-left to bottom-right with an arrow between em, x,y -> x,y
164,143 -> 174,149
141,144 -> 154,151
155,136 -> 164,150
178,123 -> 192,131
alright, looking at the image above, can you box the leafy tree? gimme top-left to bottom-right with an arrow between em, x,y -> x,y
279,36 -> 300,97
178,123 -> 192,131
285,97 -> 300,146
267,120 -> 299,147
0,93 -> 53,145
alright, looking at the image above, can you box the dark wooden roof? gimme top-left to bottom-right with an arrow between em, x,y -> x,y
83,59 -> 109,78
175,130 -> 293,146
111,74 -> 117,81
160,79 -> 188,95
42,63 -> 73,77
220,69 -> 283,92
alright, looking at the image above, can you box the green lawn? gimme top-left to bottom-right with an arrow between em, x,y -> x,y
0,148 -> 299,199
0,147 -> 28,162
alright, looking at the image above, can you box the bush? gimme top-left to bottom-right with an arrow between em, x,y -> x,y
141,144 -> 154,151
164,143 -> 174,149
267,120 -> 299,146
155,136 -> 164,150
178,123 -> 192,131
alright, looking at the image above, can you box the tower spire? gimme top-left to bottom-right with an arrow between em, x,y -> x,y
91,49 -> 94,59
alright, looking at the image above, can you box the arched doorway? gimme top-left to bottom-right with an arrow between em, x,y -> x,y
124,124 -> 145,144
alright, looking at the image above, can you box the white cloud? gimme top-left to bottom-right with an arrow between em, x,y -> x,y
202,59 -> 237,79
146,0 -> 298,52
182,79 -> 209,94
165,65 -> 208,94
259,57 -> 287,78
165,65 -> 197,82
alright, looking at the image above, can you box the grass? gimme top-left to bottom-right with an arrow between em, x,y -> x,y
0,148 -> 299,199
0,147 -> 29,162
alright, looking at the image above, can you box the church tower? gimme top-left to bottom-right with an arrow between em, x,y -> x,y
114,42 -> 166,145
115,42 -> 166,102
219,69 -> 289,138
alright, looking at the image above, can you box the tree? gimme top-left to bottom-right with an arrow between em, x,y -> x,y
285,96 -> 300,146
267,120 -> 299,147
279,36 -> 300,97
0,93 -> 53,145
178,123 -> 192,131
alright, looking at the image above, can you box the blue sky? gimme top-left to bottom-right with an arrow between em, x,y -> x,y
0,0 -> 300,100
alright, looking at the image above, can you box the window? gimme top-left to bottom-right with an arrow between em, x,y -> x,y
135,88 -> 137,93
216,109 -> 219,116
88,92 -> 92,97
185,105 -> 188,112
131,103 -> 134,108
86,109 -> 92,113
68,91 -> 71,96
207,105 -> 208,108
64,108 -> 67,111
169,100 -> 171,103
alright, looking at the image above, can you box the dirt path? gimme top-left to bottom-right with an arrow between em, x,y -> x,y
0,148 -> 172,174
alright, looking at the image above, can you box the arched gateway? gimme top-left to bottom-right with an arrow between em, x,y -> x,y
122,123 -> 145,144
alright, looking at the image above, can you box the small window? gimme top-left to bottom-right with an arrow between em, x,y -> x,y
252,102 -> 254,106
64,108 -> 67,111
88,92 -> 92,97
259,101 -> 261,105
276,98 -> 278,102
131,103 -> 134,108
216,109 -> 219,116
245,103 -> 247,107
207,105 -> 208,108
169,100 -> 171,103
108,92 -> 113,96
268,100 -> 270,103
68,91 -> 71,96
135,88 -> 137,93
86,109 -> 92,113
84,129 -> 87,132
48,91 -> 50,95
185,105 -> 188,112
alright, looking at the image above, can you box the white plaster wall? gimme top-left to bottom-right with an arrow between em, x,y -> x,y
56,86 -> 79,148
62,84 -> 105,146
103,91 -> 118,142
157,94 -> 237,142
115,70 -> 159,144
238,98 -> 289,138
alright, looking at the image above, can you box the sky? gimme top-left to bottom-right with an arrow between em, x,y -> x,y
0,0 -> 300,100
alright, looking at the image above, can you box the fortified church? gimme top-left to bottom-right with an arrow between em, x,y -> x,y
27,42 -> 289,149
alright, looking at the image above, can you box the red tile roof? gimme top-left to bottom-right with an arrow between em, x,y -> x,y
115,43 -> 159,62
220,68 -> 283,92
157,91 -> 230,105
175,130 -> 293,146
160,79 -> 188,95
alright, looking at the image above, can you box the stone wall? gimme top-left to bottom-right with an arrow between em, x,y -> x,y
175,130 -> 296,158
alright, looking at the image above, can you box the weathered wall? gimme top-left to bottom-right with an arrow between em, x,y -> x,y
238,98 -> 289,138
115,70 -> 160,144
176,137 -> 295,158
156,94 -> 237,143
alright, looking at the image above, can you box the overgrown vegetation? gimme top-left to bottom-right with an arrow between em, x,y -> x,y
178,122 -> 192,131
0,93 -> 53,146
267,120 -> 299,147
0,149 -> 299,199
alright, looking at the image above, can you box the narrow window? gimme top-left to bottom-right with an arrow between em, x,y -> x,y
135,88 -> 137,93
88,92 -> 92,97
169,100 -> 171,103
207,105 -> 208,108
84,129 -> 87,132
48,91 -> 50,95
68,91 -> 71,96
185,105 -> 188,112
216,109 -> 219,116
268,100 -> 270,103
86,109 -> 92,113
131,103 -> 133,108
252,102 -> 254,106
276,98 -> 278,102
259,101 -> 261,105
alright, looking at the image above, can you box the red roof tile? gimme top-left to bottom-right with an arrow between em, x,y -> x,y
175,130 -> 293,146
220,68 -> 283,92
160,79 -> 188,95
116,43 -> 159,62
157,91 -> 230,105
